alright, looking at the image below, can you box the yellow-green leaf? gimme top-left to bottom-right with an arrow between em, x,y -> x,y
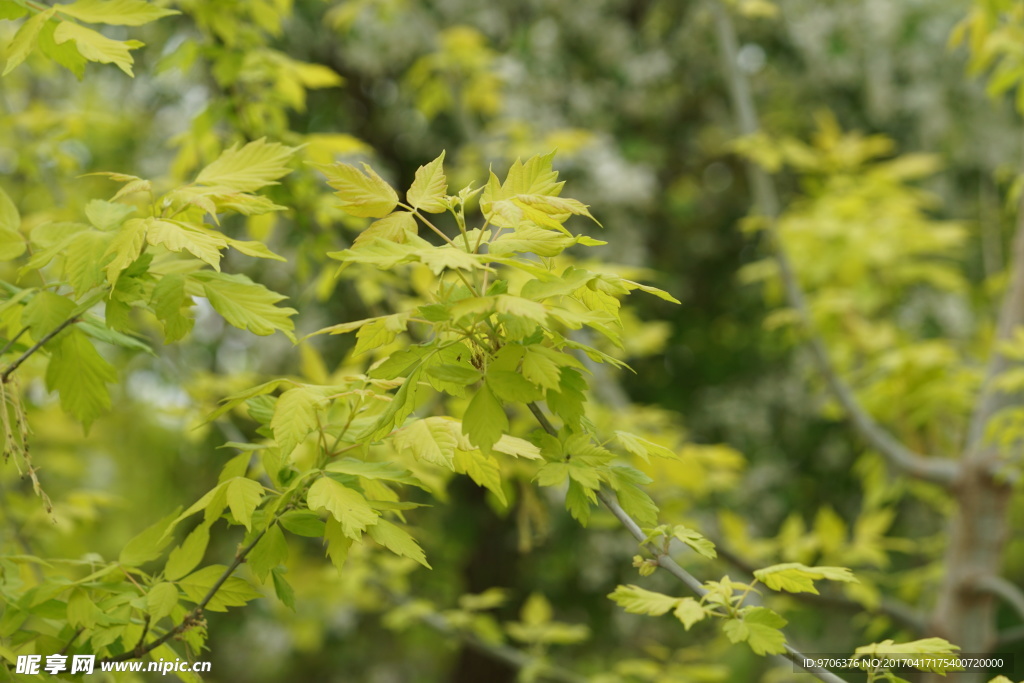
146,219 -> 226,269
195,138 -> 297,193
607,584 -> 681,616
393,417 -> 459,469
53,21 -> 143,76
45,329 -> 118,430
316,161 -> 399,218
164,522 -> 211,581
192,271 -> 297,339
225,477 -> 264,531
307,477 -> 379,539
407,151 -> 447,213
753,563 -> 858,595
367,518 -> 431,568
56,0 -> 179,26
2,8 -> 56,76
0,187 -> 24,260
103,217 -> 147,285
463,385 -> 507,453
146,582 -> 179,622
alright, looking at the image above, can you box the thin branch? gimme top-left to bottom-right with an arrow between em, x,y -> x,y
0,326 -> 28,357
974,574 -> 1024,623
100,525 -> 272,663
526,402 -> 847,683
59,627 -> 84,656
0,315 -> 80,383
709,0 -> 956,487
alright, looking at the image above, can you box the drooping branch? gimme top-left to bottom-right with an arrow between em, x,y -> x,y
526,402 -> 848,683
708,0 -> 957,487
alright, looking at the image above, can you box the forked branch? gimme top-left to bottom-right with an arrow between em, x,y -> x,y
709,0 -> 956,486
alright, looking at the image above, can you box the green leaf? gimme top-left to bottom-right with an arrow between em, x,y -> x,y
150,273 -> 195,342
192,271 -> 297,339
84,199 -> 135,231
195,138 -> 297,193
673,526 -> 717,560
393,417 -> 459,469
407,151 -> 447,213
753,563 -> 858,595
855,638 -> 961,673
225,477 -> 264,531
462,385 -> 507,453
103,217 -> 147,285
46,329 -> 118,430
426,364 -> 482,385
270,567 -> 295,610
226,238 -> 286,261
307,477 -> 380,539
614,431 -> 677,462
146,582 -> 179,622
178,565 -> 262,612
723,607 -> 788,656
66,588 -> 100,628
616,484 -> 659,527
23,290 -> 76,348
521,346 -> 564,392
2,8 -> 56,76
607,585 -> 681,616
164,522 -> 211,581
493,434 -> 542,459
674,598 -> 707,630
278,511 -> 326,537
271,386 -> 325,457
565,479 -> 595,525
52,21 -> 143,77
322,516 -> 353,573
119,508 -> 180,567
146,219 -> 226,269
486,370 -> 543,403
367,518 -> 431,568
36,17 -> 86,78
353,211 -> 418,248
325,459 -> 427,490
453,449 -> 507,507
55,0 -> 180,26
64,231 -> 109,295
316,161 -> 399,218
0,187 -> 24,260
248,524 -> 288,582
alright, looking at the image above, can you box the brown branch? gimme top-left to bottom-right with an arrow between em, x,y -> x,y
0,315 -> 80,383
709,0 -> 956,486
100,525 -> 272,664
525,402 -> 848,683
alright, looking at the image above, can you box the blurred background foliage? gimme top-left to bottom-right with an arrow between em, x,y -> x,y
2,0 -> 1024,681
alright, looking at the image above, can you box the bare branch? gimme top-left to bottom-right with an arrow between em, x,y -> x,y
709,0 -> 956,487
